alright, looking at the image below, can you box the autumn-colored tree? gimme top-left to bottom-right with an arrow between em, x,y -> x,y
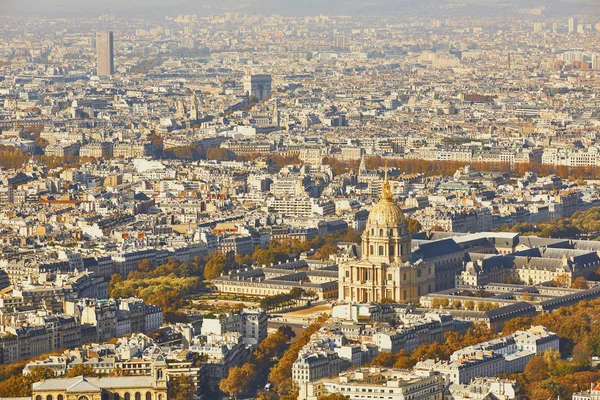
407,218 -> 422,234
66,364 -> 100,377
0,367 -> 54,397
543,348 -> 562,376
527,383 -> 553,400
219,363 -> 257,398
168,375 -> 195,400
572,276 -> 589,289
501,317 -> 532,335
269,317 -> 327,387
254,247 -> 276,267
464,300 -> 475,310
256,391 -> 278,400
204,252 -> 228,280
554,274 -> 570,288
137,258 -> 153,273
370,352 -> 396,368
572,342 -> 592,370
311,243 -> 339,260
108,273 -> 123,297
277,325 -> 296,340
525,356 -> 550,382
235,253 -> 253,266
0,147 -> 29,169
276,378 -> 299,400
318,394 -> 350,400
393,350 -> 414,369
207,147 -> 236,161
254,331 -> 289,365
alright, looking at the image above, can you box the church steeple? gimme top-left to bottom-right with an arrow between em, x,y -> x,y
359,154 -> 367,175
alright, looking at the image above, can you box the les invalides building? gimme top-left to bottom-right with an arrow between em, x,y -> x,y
339,174 -> 435,303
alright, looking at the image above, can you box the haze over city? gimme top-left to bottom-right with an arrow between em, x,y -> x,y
2,0 -> 600,400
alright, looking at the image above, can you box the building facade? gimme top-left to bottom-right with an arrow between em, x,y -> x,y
339,174 -> 435,303
96,31 -> 114,76
32,357 -> 167,400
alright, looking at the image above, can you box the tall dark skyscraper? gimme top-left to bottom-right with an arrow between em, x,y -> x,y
96,31 -> 114,76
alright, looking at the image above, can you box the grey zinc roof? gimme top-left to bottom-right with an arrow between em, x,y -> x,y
518,236 -> 570,249
419,238 -> 463,257
484,302 -> 536,320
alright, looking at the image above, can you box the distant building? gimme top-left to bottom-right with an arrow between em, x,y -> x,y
569,17 -> 578,34
574,383 -> 600,400
80,142 -> 113,158
333,32 -> 348,50
243,74 -> 272,101
299,367 -> 445,400
96,31 -> 114,76
200,308 -> 268,345
339,174 -> 434,303
32,360 -> 167,400
44,142 -> 80,157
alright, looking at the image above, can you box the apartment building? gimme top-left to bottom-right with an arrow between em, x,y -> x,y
299,368 -> 445,400
200,308 -> 268,345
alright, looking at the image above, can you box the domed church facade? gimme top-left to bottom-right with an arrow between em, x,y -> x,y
339,173 -> 435,303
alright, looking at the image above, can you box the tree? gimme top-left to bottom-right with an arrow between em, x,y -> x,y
108,273 -> 123,297
255,331 -> 289,365
219,363 -> 256,399
572,277 -> 589,289
275,377 -> 299,400
554,274 -> 570,288
0,367 -> 54,397
269,317 -> 327,388
66,364 -> 100,377
451,300 -> 462,309
525,356 -> 549,382
204,252 -> 228,280
137,258 -> 153,273
168,375 -> 195,400
318,394 -> 350,400
370,352 -> 396,368
407,219 -> 422,234
277,325 -> 296,340
312,243 -> 339,260
501,317 -> 532,335
464,300 -> 475,310
572,342 -> 592,370
28,367 -> 55,382
254,247 -> 276,267
543,348 -> 561,377
393,350 -> 414,369
207,147 -> 236,161
256,391 -> 278,400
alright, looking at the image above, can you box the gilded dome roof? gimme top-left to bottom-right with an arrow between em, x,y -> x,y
367,173 -> 406,227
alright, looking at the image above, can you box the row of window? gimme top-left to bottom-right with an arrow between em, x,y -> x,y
36,392 -> 162,400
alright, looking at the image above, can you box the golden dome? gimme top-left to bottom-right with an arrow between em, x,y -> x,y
366,173 -> 406,227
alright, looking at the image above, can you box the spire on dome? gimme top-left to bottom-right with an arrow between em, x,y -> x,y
381,164 -> 392,200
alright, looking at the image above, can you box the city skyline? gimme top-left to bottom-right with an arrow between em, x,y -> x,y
3,3 -> 600,400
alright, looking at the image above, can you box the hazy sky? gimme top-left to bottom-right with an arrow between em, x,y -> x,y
1,0 -> 598,18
